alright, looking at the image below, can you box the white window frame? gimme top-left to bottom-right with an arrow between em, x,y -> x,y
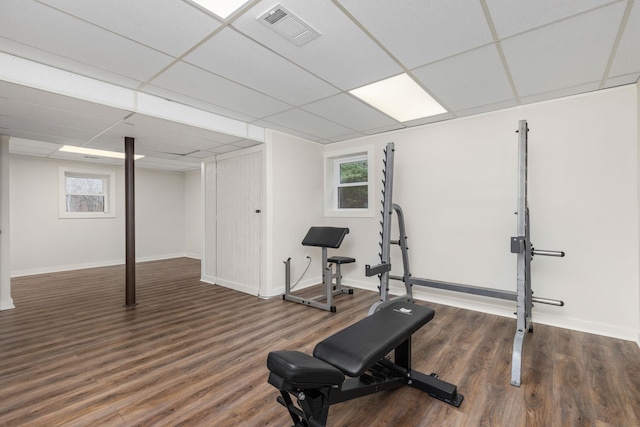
58,167 -> 116,219
324,146 -> 374,218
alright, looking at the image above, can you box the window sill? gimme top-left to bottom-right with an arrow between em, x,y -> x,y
59,212 -> 116,219
324,209 -> 373,218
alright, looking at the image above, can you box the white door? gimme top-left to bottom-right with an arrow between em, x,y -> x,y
215,150 -> 263,295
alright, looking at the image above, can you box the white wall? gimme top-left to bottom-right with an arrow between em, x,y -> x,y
637,81 -> 640,347
264,130 -> 324,296
202,161 -> 217,282
183,169 -> 202,259
10,155 -> 191,276
134,167 -> 187,262
325,85 -> 639,341
0,136 -> 14,310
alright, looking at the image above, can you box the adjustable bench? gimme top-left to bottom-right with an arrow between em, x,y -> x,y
267,301 -> 463,426
283,226 -> 355,312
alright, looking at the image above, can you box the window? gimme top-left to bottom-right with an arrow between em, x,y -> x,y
325,147 -> 374,217
336,156 -> 368,209
59,168 -> 116,218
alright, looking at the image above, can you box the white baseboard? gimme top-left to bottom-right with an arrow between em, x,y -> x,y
260,274 -> 326,299
10,253 -> 198,278
201,275 -> 260,297
11,258 -> 124,277
134,253 -> 194,263
0,297 -> 15,310
342,279 -> 639,342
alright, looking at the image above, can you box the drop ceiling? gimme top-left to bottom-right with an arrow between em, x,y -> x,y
1,0 -> 638,171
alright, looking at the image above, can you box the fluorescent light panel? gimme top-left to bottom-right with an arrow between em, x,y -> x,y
350,74 -> 447,122
60,145 -> 144,160
191,0 -> 249,19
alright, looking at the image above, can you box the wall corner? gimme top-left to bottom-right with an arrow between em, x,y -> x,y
0,135 -> 15,311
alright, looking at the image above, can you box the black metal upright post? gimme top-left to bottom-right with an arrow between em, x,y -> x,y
124,136 -> 136,307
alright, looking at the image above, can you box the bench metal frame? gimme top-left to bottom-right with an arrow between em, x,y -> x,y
267,302 -> 463,427
269,340 -> 462,427
283,227 -> 355,312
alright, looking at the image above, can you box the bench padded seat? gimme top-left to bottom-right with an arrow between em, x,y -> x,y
313,302 -> 435,377
327,256 -> 356,264
267,350 -> 345,388
302,227 -> 349,248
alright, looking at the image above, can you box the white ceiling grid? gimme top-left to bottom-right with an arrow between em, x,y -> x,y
0,0 -> 638,171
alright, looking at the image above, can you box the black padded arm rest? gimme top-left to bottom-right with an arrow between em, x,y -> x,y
302,227 -> 349,248
267,350 -> 345,388
312,302 -> 435,377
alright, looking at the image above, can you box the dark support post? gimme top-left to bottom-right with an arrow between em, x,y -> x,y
124,136 -> 136,307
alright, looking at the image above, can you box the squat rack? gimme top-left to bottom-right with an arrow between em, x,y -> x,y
365,120 -> 564,387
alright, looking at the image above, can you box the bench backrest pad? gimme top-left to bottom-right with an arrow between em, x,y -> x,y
312,302 -> 435,377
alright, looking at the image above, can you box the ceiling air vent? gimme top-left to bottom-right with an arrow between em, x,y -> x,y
258,5 -> 321,46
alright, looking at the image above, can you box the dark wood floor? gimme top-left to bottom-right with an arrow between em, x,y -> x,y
1,258 -> 639,426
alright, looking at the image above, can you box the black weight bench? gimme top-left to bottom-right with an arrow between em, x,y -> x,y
283,227 -> 355,312
267,301 -> 463,427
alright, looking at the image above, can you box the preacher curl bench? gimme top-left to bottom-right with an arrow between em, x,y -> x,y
267,301 -> 463,426
283,226 -> 355,312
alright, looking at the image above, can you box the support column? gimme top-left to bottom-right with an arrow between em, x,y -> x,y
0,135 -> 15,310
124,137 -> 136,307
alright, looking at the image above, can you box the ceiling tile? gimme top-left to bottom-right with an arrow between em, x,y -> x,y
9,137 -> 60,157
38,0 -> 221,57
454,99 -> 519,118
149,61 -> 291,119
361,123 -> 407,136
251,118 -> 320,142
137,162 -> 199,172
0,98 -> 120,133
520,81 -> 601,105
140,86 -> 257,123
486,0 -> 615,38
401,112 -> 456,128
232,0 -> 402,90
185,27 -> 339,105
323,132 -> 365,143
135,140 -> 218,156
102,128 -> 224,154
412,44 -> 515,112
0,38 -> 143,89
301,93 -> 398,132
134,163 -> 188,172
8,137 -> 61,150
605,73 -> 640,88
0,115 -> 101,141
0,80 -> 131,120
263,108 -> 356,140
131,155 -> 199,172
339,0 -> 493,69
609,1 -> 640,78
79,134 -> 129,152
123,113 -> 244,145
49,151 -> 124,166
501,2 -> 626,97
9,145 -> 52,157
232,139 -> 263,148
0,0 -> 175,83
2,129 -> 85,146
209,144 -> 243,154
1,0 -> 639,172
185,150 -> 218,159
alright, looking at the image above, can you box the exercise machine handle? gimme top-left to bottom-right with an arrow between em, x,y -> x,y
532,249 -> 565,257
365,263 -> 391,277
532,296 -> 565,306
